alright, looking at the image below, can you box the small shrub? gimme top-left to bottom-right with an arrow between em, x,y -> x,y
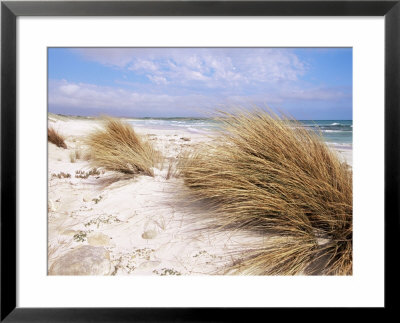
92,196 -> 102,204
51,172 -> 71,179
153,268 -> 181,276
73,231 -> 87,242
84,215 -> 121,228
75,168 -> 101,179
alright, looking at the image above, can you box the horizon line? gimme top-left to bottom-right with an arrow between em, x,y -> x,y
48,112 -> 353,121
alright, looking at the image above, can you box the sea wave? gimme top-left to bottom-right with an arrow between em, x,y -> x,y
327,142 -> 353,150
128,118 -> 352,146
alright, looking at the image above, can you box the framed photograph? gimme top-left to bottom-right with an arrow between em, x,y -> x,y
1,0 -> 398,321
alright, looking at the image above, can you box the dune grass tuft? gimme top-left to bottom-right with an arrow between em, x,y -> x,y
179,109 -> 352,275
48,127 -> 67,149
85,117 -> 161,176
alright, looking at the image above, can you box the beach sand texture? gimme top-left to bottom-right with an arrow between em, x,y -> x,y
48,114 -> 352,276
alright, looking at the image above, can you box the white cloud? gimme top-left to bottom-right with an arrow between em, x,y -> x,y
146,75 -> 169,85
50,49 -> 351,117
59,83 -> 80,95
49,78 -> 349,117
72,48 -> 307,87
49,79 -> 218,116
129,59 -> 159,72
71,48 -> 136,68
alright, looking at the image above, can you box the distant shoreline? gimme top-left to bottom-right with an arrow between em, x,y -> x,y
49,112 -> 352,122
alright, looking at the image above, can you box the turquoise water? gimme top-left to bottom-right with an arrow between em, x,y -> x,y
299,120 -> 352,149
127,118 -> 352,149
128,118 -> 219,133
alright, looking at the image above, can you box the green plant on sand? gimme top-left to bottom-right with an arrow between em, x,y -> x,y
85,117 -> 161,176
48,127 -> 67,149
179,109 -> 352,275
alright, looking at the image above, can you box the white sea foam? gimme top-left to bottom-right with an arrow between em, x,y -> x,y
186,127 -> 207,134
327,142 -> 353,149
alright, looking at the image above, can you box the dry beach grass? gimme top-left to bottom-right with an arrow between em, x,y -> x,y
85,117 -> 162,177
179,109 -> 353,275
47,111 -> 352,276
48,127 -> 67,149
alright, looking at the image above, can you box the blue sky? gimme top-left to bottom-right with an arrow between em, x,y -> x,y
48,48 -> 352,119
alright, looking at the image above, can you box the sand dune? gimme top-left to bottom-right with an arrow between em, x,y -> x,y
48,115 -> 352,275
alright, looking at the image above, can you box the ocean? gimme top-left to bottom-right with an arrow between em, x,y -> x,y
299,120 -> 352,150
127,118 -> 352,150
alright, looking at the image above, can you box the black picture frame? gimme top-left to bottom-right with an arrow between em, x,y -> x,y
1,0 -> 398,321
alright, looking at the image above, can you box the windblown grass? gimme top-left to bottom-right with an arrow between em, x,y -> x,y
48,127 -> 67,149
179,109 -> 352,275
85,117 -> 162,176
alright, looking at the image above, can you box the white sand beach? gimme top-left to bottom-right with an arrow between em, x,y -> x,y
48,115 -> 352,276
